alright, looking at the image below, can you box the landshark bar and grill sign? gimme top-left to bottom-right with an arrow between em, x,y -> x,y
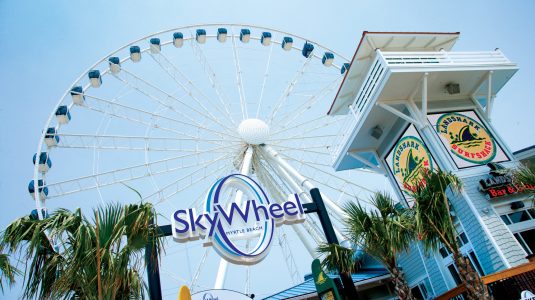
427,110 -> 509,168
385,124 -> 435,207
172,174 -> 306,265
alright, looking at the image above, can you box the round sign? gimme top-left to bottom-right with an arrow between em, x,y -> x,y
435,112 -> 496,164
391,136 -> 434,192
205,174 -> 275,265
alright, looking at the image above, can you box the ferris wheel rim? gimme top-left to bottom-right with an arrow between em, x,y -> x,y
32,23 -> 352,215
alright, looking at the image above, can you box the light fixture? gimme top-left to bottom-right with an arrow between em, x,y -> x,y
370,125 -> 383,140
446,83 -> 460,94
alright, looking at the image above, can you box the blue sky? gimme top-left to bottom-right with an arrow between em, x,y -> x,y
1,0 -> 535,299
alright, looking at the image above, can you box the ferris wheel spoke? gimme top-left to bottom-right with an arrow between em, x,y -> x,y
55,133 -> 236,152
268,55 -> 313,126
272,144 -> 331,156
146,156 -> 231,204
148,52 -> 237,131
45,146 -> 231,199
256,42 -> 274,118
272,77 -> 342,128
81,93 -> 238,141
230,29 -> 248,119
189,36 -> 237,126
110,71 -> 239,139
270,113 -> 339,138
190,247 -> 210,292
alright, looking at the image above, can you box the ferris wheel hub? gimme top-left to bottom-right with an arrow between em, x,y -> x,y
238,119 -> 270,145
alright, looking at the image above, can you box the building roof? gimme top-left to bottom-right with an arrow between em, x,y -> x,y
262,269 -> 390,300
513,145 -> 535,161
328,31 -> 460,115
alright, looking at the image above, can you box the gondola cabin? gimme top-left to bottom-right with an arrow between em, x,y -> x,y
302,42 -> 314,58
88,70 -> 102,88
28,179 -> 48,200
44,127 -> 59,147
173,32 -> 184,48
55,105 -> 71,124
150,38 -> 161,54
70,86 -> 85,105
217,28 -> 227,43
340,63 -> 350,75
130,46 -> 141,62
240,29 -> 251,43
196,29 -> 207,44
282,37 -> 293,51
261,32 -> 272,46
108,57 -> 121,74
33,152 -> 52,173
322,52 -> 335,67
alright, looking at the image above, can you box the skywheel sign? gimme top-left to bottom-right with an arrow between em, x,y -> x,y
172,174 -> 306,265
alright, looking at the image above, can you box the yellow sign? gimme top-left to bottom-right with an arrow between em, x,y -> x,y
178,285 -> 191,300
426,110 -> 512,168
389,128 -> 434,194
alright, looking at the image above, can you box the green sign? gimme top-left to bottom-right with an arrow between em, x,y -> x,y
311,259 -> 342,300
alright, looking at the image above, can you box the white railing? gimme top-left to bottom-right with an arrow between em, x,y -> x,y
382,50 -> 512,67
330,50 -> 514,165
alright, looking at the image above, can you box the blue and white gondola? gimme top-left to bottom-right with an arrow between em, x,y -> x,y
217,28 -> 227,43
33,152 -> 52,173
196,29 -> 207,44
302,42 -> 314,58
44,127 -> 59,147
240,29 -> 251,43
55,105 -> 71,124
261,32 -> 271,46
341,63 -> 351,75
88,70 -> 102,88
149,38 -> 161,54
322,52 -> 334,67
70,86 -> 85,105
130,46 -> 141,62
30,208 -> 49,220
282,37 -> 293,51
173,32 -> 184,48
28,179 -> 48,200
108,57 -> 121,74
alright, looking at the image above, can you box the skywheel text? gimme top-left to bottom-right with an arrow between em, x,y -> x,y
170,174 -> 306,265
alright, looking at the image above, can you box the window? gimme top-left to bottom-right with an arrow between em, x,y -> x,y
514,229 -> 535,255
410,280 -> 430,300
500,215 -> 511,225
468,251 -> 485,276
448,264 -> 462,285
508,210 -> 531,223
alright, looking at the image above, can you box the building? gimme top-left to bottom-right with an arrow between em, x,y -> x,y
328,31 -> 534,298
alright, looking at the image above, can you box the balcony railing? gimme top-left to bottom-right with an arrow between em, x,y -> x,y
330,50 -> 514,165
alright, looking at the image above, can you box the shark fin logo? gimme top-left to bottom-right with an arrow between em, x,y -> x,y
392,136 -> 433,193
436,112 -> 496,164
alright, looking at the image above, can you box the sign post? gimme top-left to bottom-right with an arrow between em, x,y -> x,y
311,258 -> 342,300
303,188 -> 359,300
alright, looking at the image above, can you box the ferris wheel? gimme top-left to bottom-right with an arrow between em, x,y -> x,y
30,24 -> 386,298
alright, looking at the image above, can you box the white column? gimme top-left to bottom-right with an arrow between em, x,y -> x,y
263,146 -> 348,219
214,146 -> 254,289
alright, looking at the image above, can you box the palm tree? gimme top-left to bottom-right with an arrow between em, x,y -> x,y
0,252 -> 20,293
0,202 -> 163,299
344,192 -> 416,300
513,163 -> 535,198
317,243 -> 360,300
410,169 -> 489,300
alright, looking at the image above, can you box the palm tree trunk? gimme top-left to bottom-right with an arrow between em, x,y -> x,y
390,267 -> 416,300
452,252 -> 491,300
340,271 -> 360,300
95,212 -> 103,300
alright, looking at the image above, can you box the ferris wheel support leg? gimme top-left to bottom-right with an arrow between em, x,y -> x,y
214,146 -> 254,289
265,148 -> 347,243
262,146 -> 348,220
